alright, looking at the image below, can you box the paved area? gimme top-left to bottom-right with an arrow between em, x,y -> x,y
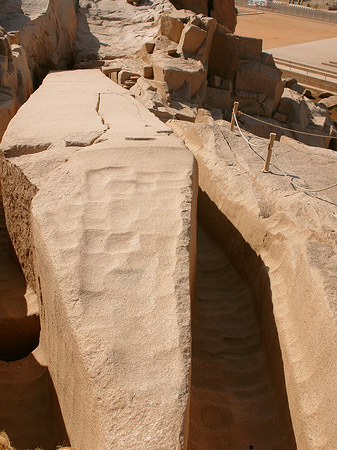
267,36 -> 337,69
236,10 -> 337,48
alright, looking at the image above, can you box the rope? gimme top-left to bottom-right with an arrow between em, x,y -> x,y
232,112 -> 337,193
290,181 -> 337,193
240,112 -> 337,140
233,114 -> 269,148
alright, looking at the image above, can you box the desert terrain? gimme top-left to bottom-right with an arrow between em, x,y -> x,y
236,9 -> 337,48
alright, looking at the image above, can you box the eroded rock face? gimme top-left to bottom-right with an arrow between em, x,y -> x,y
239,87 -> 337,148
169,116 -> 337,450
169,0 -> 237,33
0,0 -> 77,140
0,69 -> 197,450
75,1 -> 283,123
0,26 -> 32,139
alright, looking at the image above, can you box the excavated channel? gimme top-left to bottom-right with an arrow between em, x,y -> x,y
0,199 -> 40,362
0,198 -> 69,449
189,193 -> 297,450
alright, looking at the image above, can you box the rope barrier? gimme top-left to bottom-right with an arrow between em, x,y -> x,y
232,110 -> 337,193
240,112 -> 337,140
233,114 -> 267,148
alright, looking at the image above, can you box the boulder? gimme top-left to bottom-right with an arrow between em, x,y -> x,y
143,65 -> 153,78
205,87 -> 232,112
239,88 -> 337,148
118,69 -> 141,85
317,91 -> 333,99
177,22 -> 207,56
236,60 -> 284,114
160,13 -> 185,43
211,0 -> 237,33
209,31 -> 262,81
261,51 -> 277,68
170,0 -> 237,33
318,95 -> 337,109
284,77 -> 297,88
152,59 -> 206,100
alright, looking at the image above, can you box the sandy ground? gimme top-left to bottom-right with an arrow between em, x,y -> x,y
236,9 -> 337,49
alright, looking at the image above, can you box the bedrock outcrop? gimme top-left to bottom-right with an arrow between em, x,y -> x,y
0,0 -> 77,140
170,115 -> 337,450
0,69 -> 197,449
0,26 -> 32,139
75,0 -> 283,122
169,0 -> 237,33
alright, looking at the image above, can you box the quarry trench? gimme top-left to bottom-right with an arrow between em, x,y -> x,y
0,185 -> 297,449
189,191 -> 297,450
0,196 -> 70,450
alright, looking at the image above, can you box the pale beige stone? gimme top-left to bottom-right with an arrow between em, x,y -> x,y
1,69 -> 196,450
205,86 -> 232,111
177,23 -> 207,56
236,60 -> 284,114
169,118 -> 337,450
318,94 -> 337,109
160,13 -> 185,43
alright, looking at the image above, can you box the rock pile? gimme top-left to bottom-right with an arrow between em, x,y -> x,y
91,5 -> 284,123
239,83 -> 337,148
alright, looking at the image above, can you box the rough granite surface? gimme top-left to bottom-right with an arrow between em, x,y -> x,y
170,115 -> 337,450
0,69 -> 197,450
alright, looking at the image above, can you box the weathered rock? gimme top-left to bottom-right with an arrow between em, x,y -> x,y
167,99 -> 198,121
238,88 -> 337,148
0,31 -> 33,140
169,118 -> 337,450
289,82 -> 306,95
152,59 -> 206,101
273,111 -> 287,122
317,91 -> 333,99
211,0 -> 237,33
209,32 -> 262,80
143,65 -> 153,78
177,22 -> 207,56
318,95 -> 337,109
236,60 -> 284,114
170,0 -> 237,33
205,86 -> 232,112
73,0 -> 174,62
0,0 -> 78,83
160,12 -> 185,43
118,69 -> 141,85
284,77 -> 297,88
207,29 -> 282,117
0,69 -> 196,450
261,51 -> 277,68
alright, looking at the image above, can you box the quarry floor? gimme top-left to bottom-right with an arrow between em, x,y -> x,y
236,9 -> 337,49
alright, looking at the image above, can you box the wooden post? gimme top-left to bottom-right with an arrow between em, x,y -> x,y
263,133 -> 276,172
230,102 -> 239,132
